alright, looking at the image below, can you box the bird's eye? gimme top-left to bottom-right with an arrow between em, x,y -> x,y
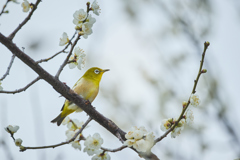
94,69 -> 100,74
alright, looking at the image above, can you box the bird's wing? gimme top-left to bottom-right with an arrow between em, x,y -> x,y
61,100 -> 73,111
72,77 -> 82,89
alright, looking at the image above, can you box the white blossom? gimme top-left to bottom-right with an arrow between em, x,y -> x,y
133,132 -> 155,152
83,146 -> 98,156
125,126 -> 136,139
160,119 -> 171,131
68,47 -> 86,70
71,141 -> 81,150
145,132 -> 155,150
81,22 -> 93,39
124,139 -> 135,147
15,138 -> 23,146
75,14 -> 96,28
171,119 -> 185,138
84,133 -> 103,150
21,0 -> 30,12
92,150 -> 110,160
73,9 -> 87,26
124,126 -> 155,152
62,116 -> 70,125
91,0 -> 101,16
171,127 -> 183,138
125,126 -> 147,140
67,119 -> 83,130
133,139 -> 146,152
5,125 -> 19,134
86,14 -> 96,26
59,32 -> 69,46
65,130 -> 75,141
133,126 -> 147,140
185,109 -> 194,126
65,129 -> 81,141
190,94 -> 201,107
132,129 -> 144,140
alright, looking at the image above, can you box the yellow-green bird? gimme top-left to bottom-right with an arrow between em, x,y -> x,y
51,67 -> 109,126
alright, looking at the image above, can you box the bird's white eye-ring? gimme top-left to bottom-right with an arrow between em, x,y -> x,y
94,69 -> 100,74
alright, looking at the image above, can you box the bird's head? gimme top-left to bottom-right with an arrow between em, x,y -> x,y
82,67 -> 109,82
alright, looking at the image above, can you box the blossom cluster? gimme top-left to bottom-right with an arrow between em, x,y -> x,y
124,126 -> 155,153
58,0 -> 100,70
63,117 -> 84,150
73,0 -> 100,39
63,117 -> 110,160
160,118 -> 187,138
5,125 -> 24,149
83,133 -> 110,160
160,94 -> 200,138
68,47 -> 86,70
58,32 -> 86,70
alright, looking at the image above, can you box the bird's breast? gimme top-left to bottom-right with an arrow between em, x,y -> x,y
72,78 -> 99,103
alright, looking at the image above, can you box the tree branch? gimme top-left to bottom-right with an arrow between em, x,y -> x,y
154,41 -> 210,144
18,117 -> 92,151
0,77 -> 41,94
8,0 -> 41,40
101,145 -> 127,152
36,31 -> 77,64
0,54 -> 15,81
55,33 -> 81,79
0,0 -> 10,17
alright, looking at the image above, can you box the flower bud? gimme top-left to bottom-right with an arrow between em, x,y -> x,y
205,41 -> 210,47
182,101 -> 188,108
5,125 -> 19,134
15,138 -> 23,146
75,26 -> 81,31
201,69 -> 207,73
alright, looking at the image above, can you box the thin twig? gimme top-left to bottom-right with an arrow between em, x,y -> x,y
0,54 -> 15,81
69,117 -> 92,141
36,50 -> 67,64
20,141 -> 69,151
101,145 -> 127,152
54,2 -> 92,79
8,0 -> 42,40
0,77 -> 41,94
0,0 -> 10,16
18,117 -> 92,151
36,31 -> 77,64
154,41 -> 210,144
55,33 -> 81,79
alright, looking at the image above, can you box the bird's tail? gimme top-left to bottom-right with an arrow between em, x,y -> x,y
51,113 -> 65,126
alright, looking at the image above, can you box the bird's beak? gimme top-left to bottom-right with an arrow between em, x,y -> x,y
102,69 -> 110,72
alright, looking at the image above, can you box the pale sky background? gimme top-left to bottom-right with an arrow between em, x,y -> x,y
0,0 -> 240,160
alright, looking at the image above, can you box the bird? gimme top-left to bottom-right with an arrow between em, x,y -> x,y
51,67 -> 109,126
